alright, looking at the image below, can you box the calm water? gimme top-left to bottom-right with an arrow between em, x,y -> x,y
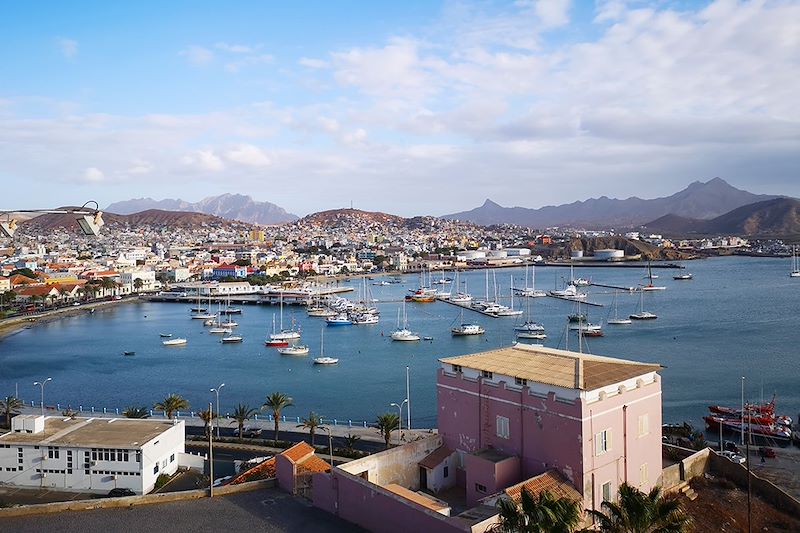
1,256 -> 798,429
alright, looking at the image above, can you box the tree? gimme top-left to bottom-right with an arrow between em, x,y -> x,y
586,483 -> 691,533
133,278 -> 144,293
122,406 -> 150,419
153,394 -> 189,419
490,489 -> 582,533
343,433 -> 361,454
375,413 -> 400,449
0,396 -> 23,427
230,403 -> 257,441
262,392 -> 293,441
198,408 -> 217,438
297,411 -> 324,446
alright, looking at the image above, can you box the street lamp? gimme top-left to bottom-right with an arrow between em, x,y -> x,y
390,399 -> 408,444
210,383 -> 224,438
33,377 -> 52,416
321,426 -> 333,467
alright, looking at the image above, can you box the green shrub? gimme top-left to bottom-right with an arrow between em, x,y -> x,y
154,473 -> 171,490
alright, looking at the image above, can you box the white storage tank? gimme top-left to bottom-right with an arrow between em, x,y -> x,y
570,250 -> 584,259
593,249 -> 625,261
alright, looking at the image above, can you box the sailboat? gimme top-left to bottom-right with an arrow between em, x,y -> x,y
313,329 -> 339,364
265,316 -> 289,346
607,290 -> 632,325
209,303 -> 233,334
569,261 -> 590,286
496,276 -> 523,316
629,290 -> 657,320
790,245 -> 800,278
641,261 -> 666,291
515,292 -> 546,339
270,291 -> 301,340
451,308 -> 485,336
450,270 -> 472,303
391,300 -> 420,341
277,343 -> 310,355
518,264 -> 546,297
220,333 -> 243,343
191,291 -> 215,319
568,302 -> 603,335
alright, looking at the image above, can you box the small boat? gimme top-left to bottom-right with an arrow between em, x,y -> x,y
313,357 -> 339,365
391,328 -> 421,341
451,323 -> 485,336
352,313 -> 379,325
514,321 -> 545,333
277,344 -> 310,355
162,338 -> 188,346
308,307 -> 337,317
607,291 -> 632,325
221,335 -> 243,344
630,291 -> 657,320
265,339 -> 289,347
192,313 -> 216,320
220,320 -> 238,328
516,332 -> 547,340
423,336 -> 433,341
190,307 -> 207,313
673,273 -> 693,280
123,351 -> 136,356
326,314 -> 353,326
548,284 -> 587,299
222,307 -> 243,314
582,329 -> 604,337
569,322 -> 602,332
209,327 -> 233,335
159,333 -> 172,338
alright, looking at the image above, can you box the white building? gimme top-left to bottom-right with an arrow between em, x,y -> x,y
120,270 -> 157,291
0,415 -> 185,495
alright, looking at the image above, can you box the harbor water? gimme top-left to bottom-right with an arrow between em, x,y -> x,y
0,256 -> 798,429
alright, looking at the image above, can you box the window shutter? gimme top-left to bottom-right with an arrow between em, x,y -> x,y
607,430 -> 612,452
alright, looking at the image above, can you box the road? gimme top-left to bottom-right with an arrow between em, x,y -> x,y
185,425 -> 388,453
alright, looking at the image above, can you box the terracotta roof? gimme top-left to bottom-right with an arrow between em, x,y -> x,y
440,344 -> 660,391
419,445 -> 454,469
9,274 -> 39,286
281,441 -> 315,463
297,454 -> 331,475
504,470 -> 581,504
384,484 -> 449,513
230,457 -> 276,484
14,286 -> 60,297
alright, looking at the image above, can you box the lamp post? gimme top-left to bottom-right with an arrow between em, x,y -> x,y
33,378 -> 52,416
406,366 -> 412,431
390,399 -> 408,444
210,383 -> 224,438
321,426 -> 333,467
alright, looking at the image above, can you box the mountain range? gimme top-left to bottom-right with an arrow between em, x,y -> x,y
643,198 -> 800,238
441,178 -> 783,228
20,209 -> 248,233
106,194 -> 298,225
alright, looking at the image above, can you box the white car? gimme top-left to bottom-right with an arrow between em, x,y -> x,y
719,451 -> 746,464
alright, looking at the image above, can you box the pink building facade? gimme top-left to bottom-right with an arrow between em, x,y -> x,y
438,344 -> 663,510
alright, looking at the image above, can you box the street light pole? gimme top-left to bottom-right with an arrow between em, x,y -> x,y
210,383 -> 224,439
322,426 -> 333,467
406,366 -> 411,431
32,378 -> 52,416
390,399 -> 408,445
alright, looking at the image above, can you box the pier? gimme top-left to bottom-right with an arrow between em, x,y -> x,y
434,296 -> 500,318
546,295 -> 604,307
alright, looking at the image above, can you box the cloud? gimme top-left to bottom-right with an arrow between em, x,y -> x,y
225,144 -> 271,166
224,54 -> 273,73
83,167 -> 104,182
181,149 -> 224,171
57,38 -> 78,59
179,46 -> 214,66
128,160 -> 153,175
215,42 -> 256,54
532,0 -> 571,28
299,57 -> 329,69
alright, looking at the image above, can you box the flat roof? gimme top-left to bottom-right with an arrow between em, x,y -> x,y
440,343 -> 661,391
0,417 -> 180,448
384,484 -> 449,513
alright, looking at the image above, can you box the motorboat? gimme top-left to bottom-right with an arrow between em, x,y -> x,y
326,314 -> 353,326
277,344 -> 309,355
451,323 -> 485,336
673,273 -> 693,280
352,313 -> 379,325
162,338 -> 188,346
221,335 -> 243,344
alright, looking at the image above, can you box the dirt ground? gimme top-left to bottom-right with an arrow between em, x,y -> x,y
684,476 -> 800,532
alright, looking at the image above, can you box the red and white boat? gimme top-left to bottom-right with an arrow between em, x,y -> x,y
703,415 -> 791,445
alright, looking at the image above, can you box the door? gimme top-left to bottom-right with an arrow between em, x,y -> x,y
419,467 -> 428,491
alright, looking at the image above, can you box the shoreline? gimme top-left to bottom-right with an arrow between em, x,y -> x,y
0,297 -> 142,341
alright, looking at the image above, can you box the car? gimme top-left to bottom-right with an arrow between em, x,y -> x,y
113,295 -> 122,300
73,302 -> 81,306
233,426 -> 263,438
719,451 -> 746,464
107,487 -> 136,498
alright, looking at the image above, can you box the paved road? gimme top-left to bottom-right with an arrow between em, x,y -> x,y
1,488 -> 363,533
186,425 -> 389,453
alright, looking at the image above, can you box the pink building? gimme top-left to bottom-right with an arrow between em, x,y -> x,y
438,343 -> 663,510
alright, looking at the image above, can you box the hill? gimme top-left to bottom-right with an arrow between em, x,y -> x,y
442,178 -> 784,227
20,208 -> 246,233
296,208 -> 406,229
643,198 -> 800,238
106,194 -> 298,225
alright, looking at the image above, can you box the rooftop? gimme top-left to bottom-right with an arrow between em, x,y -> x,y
504,470 -> 582,503
0,416 -> 179,448
440,343 -> 661,391
384,484 -> 450,513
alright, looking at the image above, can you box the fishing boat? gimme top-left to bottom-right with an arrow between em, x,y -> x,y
790,245 -> 800,277
313,329 -> 338,364
607,290 -> 632,325
629,290 -> 657,320
326,314 -> 353,326
221,334 -> 243,344
270,292 -> 301,340
162,338 -> 188,346
277,344 -> 310,355
703,415 -> 791,445
391,301 -> 420,341
673,273 -> 693,280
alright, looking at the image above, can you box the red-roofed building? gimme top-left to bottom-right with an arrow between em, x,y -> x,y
276,441 -> 330,498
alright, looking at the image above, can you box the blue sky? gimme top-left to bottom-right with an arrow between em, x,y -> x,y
1,1 -> 798,216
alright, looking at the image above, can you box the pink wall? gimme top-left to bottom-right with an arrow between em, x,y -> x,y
464,454 -> 521,507
314,471 -> 468,533
275,454 -> 295,493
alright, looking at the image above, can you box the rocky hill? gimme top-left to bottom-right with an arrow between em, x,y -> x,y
20,208 -> 248,233
106,193 -> 298,225
296,208 -> 406,229
567,236 -> 691,261
644,198 -> 800,238
442,178 -> 784,228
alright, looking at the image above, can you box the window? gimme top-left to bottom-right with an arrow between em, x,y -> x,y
170,454 -> 175,463
638,414 -> 649,437
475,483 -> 487,494
595,429 -> 611,456
481,370 -> 493,379
496,416 -> 510,439
514,377 -> 527,386
452,364 -> 462,373
602,481 -> 612,503
136,451 -> 142,463
47,446 -> 60,459
640,463 -> 648,486
443,466 -> 449,478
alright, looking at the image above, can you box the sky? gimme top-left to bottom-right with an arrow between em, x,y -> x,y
0,0 -> 798,217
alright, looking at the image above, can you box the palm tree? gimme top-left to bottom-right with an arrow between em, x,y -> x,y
133,278 -> 144,293
0,396 -> 23,427
230,403 -> 257,441
153,394 -> 189,419
122,406 -> 150,419
375,413 -> 400,449
491,489 -> 582,533
297,411 -> 324,446
262,392 -> 293,441
586,483 -> 691,533
343,433 -> 361,454
198,408 -> 217,438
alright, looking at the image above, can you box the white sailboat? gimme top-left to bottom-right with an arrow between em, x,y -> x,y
790,245 -> 800,278
630,290 -> 657,320
450,270 -> 473,303
607,290 -> 632,325
313,329 -> 339,364
220,333 -> 243,343
496,276 -> 523,316
641,261 -> 666,291
451,308 -> 485,336
518,264 -> 546,297
270,291 -> 301,340
514,286 -> 546,335
277,344 -> 310,355
391,300 -> 420,341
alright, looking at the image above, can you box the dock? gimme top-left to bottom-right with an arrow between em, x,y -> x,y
546,295 -> 604,307
589,282 -> 639,292
434,297 -> 500,318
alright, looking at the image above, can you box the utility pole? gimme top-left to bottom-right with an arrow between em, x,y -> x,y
406,366 -> 411,431
208,401 -> 214,498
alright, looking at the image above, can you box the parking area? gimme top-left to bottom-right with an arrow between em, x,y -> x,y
0,485 -> 97,506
